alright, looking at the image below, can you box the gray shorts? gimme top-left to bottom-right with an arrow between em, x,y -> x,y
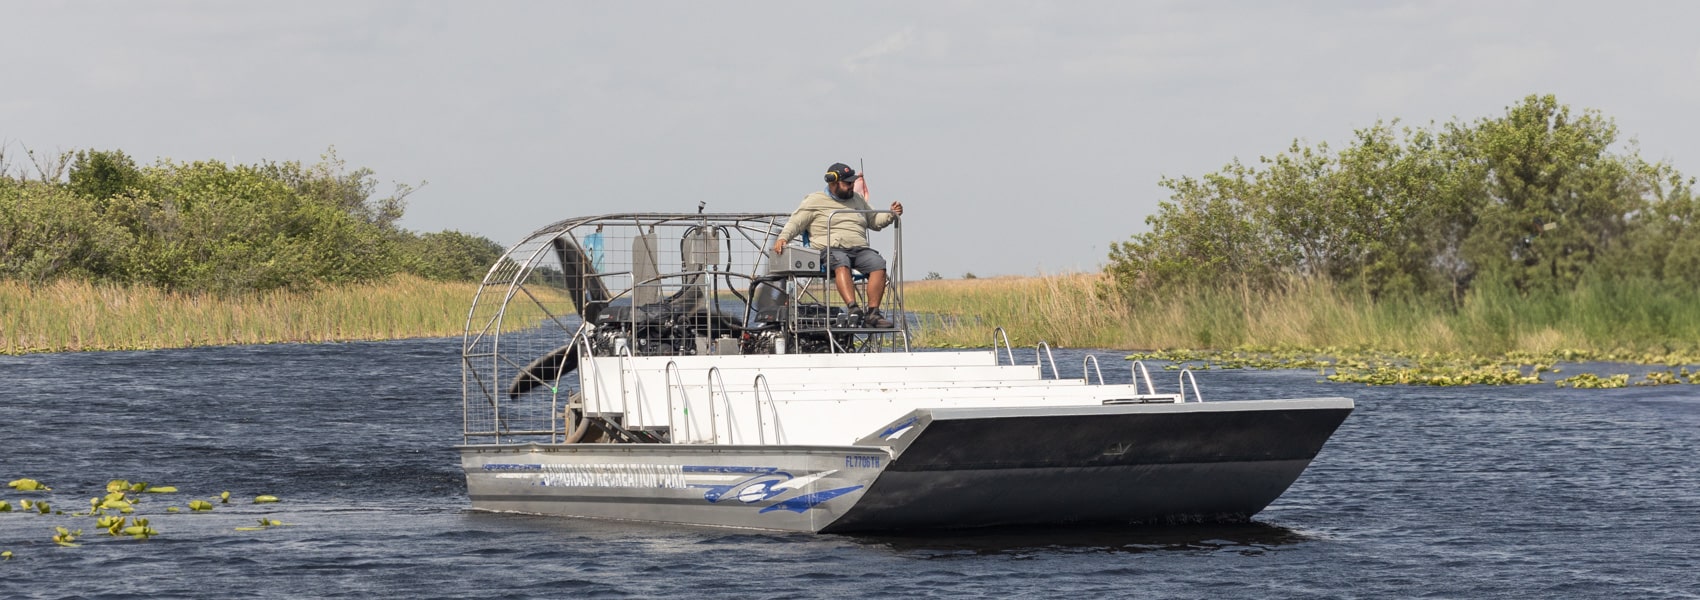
823,246 -> 886,274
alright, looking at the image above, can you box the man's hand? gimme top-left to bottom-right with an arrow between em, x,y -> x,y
771,240 -> 787,255
890,201 -> 904,216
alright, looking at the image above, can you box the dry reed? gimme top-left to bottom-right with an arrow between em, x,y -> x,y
1,275 -> 502,354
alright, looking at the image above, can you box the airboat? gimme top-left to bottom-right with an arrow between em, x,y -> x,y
458,210 -> 1353,532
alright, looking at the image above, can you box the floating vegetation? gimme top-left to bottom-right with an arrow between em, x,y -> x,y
119,518 -> 157,540
1119,345 -> 1700,387
1555,373 -> 1631,389
1639,371 -> 1684,386
96,515 -> 126,535
6,476 -> 289,551
8,478 -> 50,492
1327,365 -> 1539,386
1674,367 -> 1700,384
235,518 -> 284,532
117,481 -> 151,493
92,513 -> 157,541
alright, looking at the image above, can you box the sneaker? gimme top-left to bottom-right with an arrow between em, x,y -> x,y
839,305 -> 864,328
864,308 -> 893,328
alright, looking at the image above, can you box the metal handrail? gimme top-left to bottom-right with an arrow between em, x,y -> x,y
663,360 -> 685,443
615,341 -> 631,423
1130,360 -> 1157,396
1035,342 -> 1059,379
706,366 -> 729,444
1179,369 -> 1203,403
1082,355 -> 1105,385
547,324 -> 591,443
992,327 -> 1014,365
752,373 -> 775,445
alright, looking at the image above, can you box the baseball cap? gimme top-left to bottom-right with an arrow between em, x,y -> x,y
825,162 -> 859,183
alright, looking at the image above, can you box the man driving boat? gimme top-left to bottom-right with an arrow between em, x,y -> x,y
771,162 -> 904,328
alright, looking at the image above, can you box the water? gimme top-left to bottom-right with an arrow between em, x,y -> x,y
3,339 -> 1699,598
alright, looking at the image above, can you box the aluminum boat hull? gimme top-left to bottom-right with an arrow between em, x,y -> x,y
460,398 -> 1353,533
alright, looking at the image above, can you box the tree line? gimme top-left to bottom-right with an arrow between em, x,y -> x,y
0,146 -> 504,293
1107,94 -> 1700,304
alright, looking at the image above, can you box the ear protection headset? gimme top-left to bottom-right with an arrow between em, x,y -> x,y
825,171 -> 844,183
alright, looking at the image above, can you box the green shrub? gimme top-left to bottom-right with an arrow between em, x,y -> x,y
1,147 -> 504,293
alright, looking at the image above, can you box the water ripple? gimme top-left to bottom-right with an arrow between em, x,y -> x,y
3,341 -> 1699,598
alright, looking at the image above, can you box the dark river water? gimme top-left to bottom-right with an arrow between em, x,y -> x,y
3,338 -> 1699,599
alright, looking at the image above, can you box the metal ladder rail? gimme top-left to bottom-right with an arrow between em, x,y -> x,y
1082,354 -> 1105,385
1129,360 -> 1158,396
706,366 -> 731,444
1179,369 -> 1204,403
992,327 -> 1015,365
752,373 -> 777,445
1035,341 -> 1060,379
664,360 -> 687,443
616,343 -> 633,426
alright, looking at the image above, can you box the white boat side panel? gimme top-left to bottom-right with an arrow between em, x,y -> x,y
762,386 -> 1144,446
678,384 -> 1170,445
622,350 -> 1001,370
577,356 -> 1051,429
569,350 -> 1300,446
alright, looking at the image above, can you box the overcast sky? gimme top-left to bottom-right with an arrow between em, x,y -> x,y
5,1 -> 1699,277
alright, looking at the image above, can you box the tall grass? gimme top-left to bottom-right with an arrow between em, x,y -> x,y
1,275 -> 500,354
12,271 -> 1693,359
903,274 -> 1134,348
903,274 -> 1700,357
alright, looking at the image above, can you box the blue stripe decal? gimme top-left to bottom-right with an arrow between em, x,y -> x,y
683,466 -> 778,474
880,417 -> 919,438
759,485 -> 864,514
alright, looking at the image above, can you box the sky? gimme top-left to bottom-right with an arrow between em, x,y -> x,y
5,1 -> 1700,278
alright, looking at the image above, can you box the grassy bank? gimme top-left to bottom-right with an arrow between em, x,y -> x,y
902,274 -> 1700,363
2,275 -> 492,354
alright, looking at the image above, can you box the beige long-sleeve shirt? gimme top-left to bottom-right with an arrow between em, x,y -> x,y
776,190 -> 896,249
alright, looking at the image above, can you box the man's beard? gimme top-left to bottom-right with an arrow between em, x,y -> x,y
832,185 -> 854,200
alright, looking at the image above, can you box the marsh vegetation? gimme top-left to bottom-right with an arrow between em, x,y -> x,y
0,145 -> 513,353
906,95 -> 1700,385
